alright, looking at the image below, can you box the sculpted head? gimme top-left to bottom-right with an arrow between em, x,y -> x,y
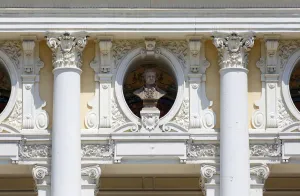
143,69 -> 157,86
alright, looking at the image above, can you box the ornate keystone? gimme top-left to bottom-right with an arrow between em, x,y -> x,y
46,32 -> 87,69
212,32 -> 255,69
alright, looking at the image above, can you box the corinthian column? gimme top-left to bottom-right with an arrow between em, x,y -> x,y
46,32 -> 87,196
213,32 -> 255,196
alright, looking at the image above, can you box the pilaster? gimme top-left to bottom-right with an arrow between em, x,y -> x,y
250,164 -> 270,196
187,36 -> 215,130
21,36 -> 49,131
32,165 -> 51,196
86,36 -> 113,130
253,35 -> 280,131
200,165 -> 220,196
81,165 -> 101,196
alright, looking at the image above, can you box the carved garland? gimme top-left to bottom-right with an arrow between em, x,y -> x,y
187,144 -> 219,158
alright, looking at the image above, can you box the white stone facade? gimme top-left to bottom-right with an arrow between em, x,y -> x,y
0,2 -> 300,196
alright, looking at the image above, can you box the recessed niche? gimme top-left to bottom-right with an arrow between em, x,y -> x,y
0,63 -> 11,114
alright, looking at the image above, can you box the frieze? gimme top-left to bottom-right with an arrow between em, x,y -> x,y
0,41 -> 22,69
81,144 -> 114,158
277,99 -> 296,128
278,40 -> 300,69
250,142 -> 281,157
19,143 -> 51,159
187,144 -> 219,158
3,99 -> 22,130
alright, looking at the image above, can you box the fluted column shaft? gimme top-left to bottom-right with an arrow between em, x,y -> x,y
213,32 -> 255,196
46,32 -> 87,196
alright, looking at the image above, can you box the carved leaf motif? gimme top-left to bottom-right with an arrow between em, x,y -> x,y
157,40 -> 188,68
0,41 -> 22,68
111,99 -> 128,129
3,99 -> 22,130
278,40 -> 300,69
250,143 -> 281,157
19,143 -> 51,158
81,144 -> 113,158
112,40 -> 144,68
172,98 -> 189,130
187,144 -> 219,158
277,99 -> 296,128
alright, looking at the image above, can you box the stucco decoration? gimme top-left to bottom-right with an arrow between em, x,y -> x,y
187,144 -> 219,158
112,40 -> 144,68
2,99 -> 22,130
250,141 -> 281,157
277,99 -> 296,128
213,32 -> 255,69
114,40 -> 186,132
280,41 -> 300,123
81,144 -> 114,158
32,165 -> 49,184
0,44 -> 20,127
19,142 -> 52,159
21,38 -> 49,131
250,164 -> 270,183
0,41 -> 22,69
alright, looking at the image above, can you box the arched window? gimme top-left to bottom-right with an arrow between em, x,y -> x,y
0,63 -> 11,114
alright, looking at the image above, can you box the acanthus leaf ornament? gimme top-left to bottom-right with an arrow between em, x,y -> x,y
3,99 -> 22,130
213,32 -> 255,69
111,99 -> 128,130
277,99 -> 296,128
187,144 -> 219,158
19,142 -> 52,159
81,165 -> 101,181
278,40 -> 300,69
250,141 -> 281,157
0,41 -> 22,69
81,144 -> 114,158
250,164 -> 270,183
157,40 -> 188,68
46,32 -> 87,69
171,98 -> 189,130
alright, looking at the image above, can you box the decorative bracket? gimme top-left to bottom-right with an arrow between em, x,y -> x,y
21,36 -> 49,131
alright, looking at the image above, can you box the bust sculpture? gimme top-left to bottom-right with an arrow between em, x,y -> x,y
133,69 -> 166,108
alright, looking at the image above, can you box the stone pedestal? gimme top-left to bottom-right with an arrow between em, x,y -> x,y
140,107 -> 160,132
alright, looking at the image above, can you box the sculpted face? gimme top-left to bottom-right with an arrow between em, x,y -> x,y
144,71 -> 156,85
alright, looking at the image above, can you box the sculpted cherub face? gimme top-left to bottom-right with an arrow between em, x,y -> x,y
144,70 -> 156,85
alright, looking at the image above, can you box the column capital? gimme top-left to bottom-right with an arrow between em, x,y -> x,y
250,164 -> 270,184
212,32 -> 255,69
81,165 -> 102,196
46,32 -> 88,70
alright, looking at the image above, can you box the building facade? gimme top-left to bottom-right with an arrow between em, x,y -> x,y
0,1 -> 300,196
